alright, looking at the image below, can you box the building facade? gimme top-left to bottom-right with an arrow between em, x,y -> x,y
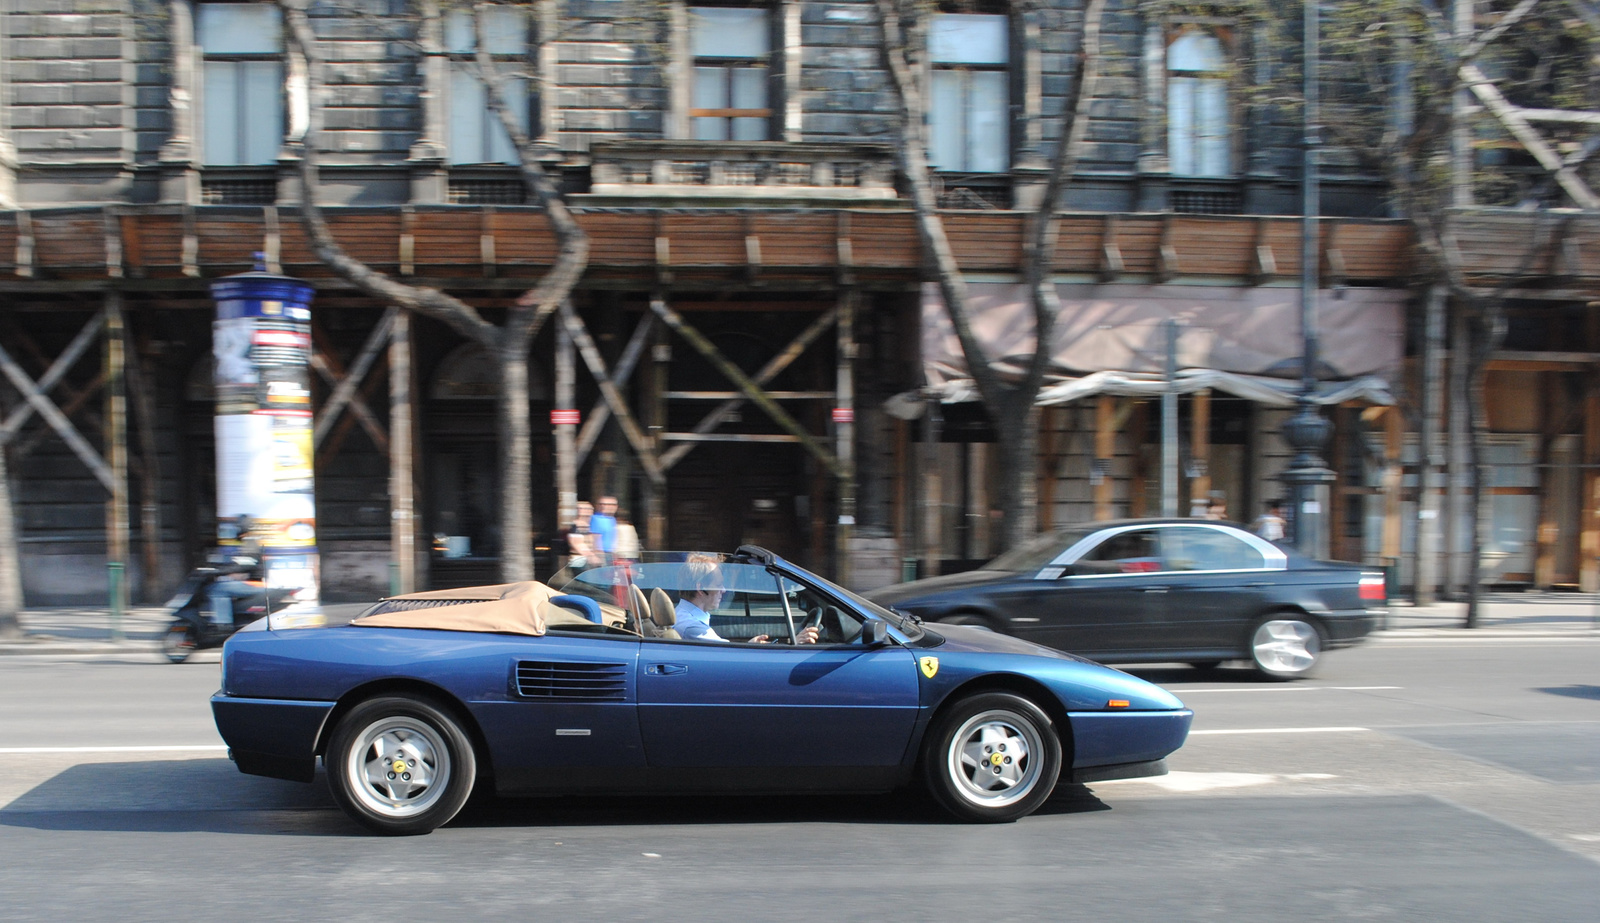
0,0 -> 1595,604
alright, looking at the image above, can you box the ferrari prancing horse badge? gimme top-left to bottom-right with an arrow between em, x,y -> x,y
919,656 -> 939,678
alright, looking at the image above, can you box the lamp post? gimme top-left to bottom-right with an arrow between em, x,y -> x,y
1281,0 -> 1335,558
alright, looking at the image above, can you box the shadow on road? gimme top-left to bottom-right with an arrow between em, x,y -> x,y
1535,684 -> 1600,701
0,758 -> 1111,835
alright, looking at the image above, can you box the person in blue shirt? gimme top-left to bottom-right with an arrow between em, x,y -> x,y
589,495 -> 618,559
673,555 -> 817,644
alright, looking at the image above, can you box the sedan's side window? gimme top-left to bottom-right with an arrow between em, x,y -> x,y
1162,528 -> 1266,571
1075,529 -> 1163,574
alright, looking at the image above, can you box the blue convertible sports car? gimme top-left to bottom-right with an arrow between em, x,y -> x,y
212,546 -> 1192,835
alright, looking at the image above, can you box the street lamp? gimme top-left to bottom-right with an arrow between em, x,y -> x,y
1281,0 -> 1336,558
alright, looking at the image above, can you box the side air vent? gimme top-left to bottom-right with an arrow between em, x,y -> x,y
364,598 -> 494,616
514,661 -> 628,701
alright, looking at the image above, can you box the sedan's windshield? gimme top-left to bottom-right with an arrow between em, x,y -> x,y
982,527 -> 1094,572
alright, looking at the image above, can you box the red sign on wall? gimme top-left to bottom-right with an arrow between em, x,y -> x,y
831,408 -> 854,423
550,409 -> 580,426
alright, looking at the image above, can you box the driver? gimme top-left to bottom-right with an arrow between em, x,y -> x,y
674,554 -> 819,644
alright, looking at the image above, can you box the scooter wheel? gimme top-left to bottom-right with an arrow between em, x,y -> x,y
161,622 -> 197,663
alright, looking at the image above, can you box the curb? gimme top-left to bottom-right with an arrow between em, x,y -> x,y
0,640 -> 162,656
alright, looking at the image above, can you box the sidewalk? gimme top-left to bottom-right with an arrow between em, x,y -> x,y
1,592 -> 1597,657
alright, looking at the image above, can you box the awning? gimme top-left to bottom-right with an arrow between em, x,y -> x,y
921,282 -> 1407,387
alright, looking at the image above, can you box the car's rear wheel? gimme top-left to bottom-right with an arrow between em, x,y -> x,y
161,621 -> 196,664
923,692 -> 1061,823
327,695 -> 477,836
1249,616 -> 1322,680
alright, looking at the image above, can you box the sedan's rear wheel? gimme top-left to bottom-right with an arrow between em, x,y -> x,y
327,695 -> 476,836
1249,617 -> 1322,680
924,693 -> 1061,823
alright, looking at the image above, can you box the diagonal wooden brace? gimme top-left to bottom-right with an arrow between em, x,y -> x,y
559,302 -> 665,485
576,311 -> 654,466
650,297 -> 843,479
659,306 -> 838,471
313,308 -> 396,451
0,308 -> 106,445
0,338 -> 114,492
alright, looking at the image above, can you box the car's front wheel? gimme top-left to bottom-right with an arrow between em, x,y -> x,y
326,695 -> 477,836
923,692 -> 1061,823
1249,616 -> 1322,680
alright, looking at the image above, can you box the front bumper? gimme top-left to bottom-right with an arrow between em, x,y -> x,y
1068,708 -> 1193,769
211,694 -> 336,783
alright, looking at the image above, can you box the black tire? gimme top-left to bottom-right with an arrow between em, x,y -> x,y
161,621 -> 196,664
923,692 -> 1062,823
1248,616 -> 1323,680
326,695 -> 477,836
1188,660 -> 1223,671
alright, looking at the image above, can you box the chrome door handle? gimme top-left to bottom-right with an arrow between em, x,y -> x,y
1140,586 -> 1170,594
646,663 -> 688,675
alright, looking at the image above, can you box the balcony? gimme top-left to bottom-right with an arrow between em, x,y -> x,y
585,141 -> 898,205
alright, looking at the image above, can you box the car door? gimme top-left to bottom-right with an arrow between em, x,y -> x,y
635,566 -> 920,780
1018,527 -> 1169,656
1154,525 -> 1284,650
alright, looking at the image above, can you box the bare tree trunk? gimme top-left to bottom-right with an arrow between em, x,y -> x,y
874,0 -> 1104,550
0,447 -> 21,638
1462,303 -> 1507,629
498,348 -> 535,581
281,0 -> 587,583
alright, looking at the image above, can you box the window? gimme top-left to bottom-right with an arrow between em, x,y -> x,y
199,3 -> 284,165
445,6 -> 531,165
1075,529 -> 1163,574
689,7 -> 772,141
1167,30 -> 1230,177
928,13 -> 1009,173
1162,527 -> 1266,571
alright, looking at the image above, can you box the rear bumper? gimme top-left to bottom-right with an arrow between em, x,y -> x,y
1068,709 -> 1193,769
1323,608 -> 1384,648
211,694 -> 336,783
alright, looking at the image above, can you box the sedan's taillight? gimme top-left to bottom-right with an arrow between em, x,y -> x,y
1358,573 -> 1386,601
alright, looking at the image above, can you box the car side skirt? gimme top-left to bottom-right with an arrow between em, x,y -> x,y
1072,758 -> 1169,784
212,695 -> 336,784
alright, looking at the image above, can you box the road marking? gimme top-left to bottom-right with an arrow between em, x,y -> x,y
1095,770 -> 1339,792
0,745 -> 227,754
1180,686 -> 1401,693
1189,726 -> 1370,736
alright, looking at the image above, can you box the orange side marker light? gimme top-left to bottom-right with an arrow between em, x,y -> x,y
1107,699 -> 1130,708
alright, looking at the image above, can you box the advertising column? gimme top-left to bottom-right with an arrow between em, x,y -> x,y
210,266 -> 319,603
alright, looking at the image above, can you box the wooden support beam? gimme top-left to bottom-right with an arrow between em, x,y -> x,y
576,312 -> 655,466
554,321 -> 578,553
0,310 -> 104,444
1463,63 -> 1600,208
559,301 -> 665,486
1156,215 -> 1178,282
1251,217 -> 1276,283
659,306 -> 838,470
836,210 -> 854,286
480,206 -> 497,278
1381,405 -> 1403,563
1094,395 -> 1116,521
0,329 -> 114,491
1535,372 -> 1559,589
1582,386 -> 1600,592
744,213 -> 761,284
835,289 -> 857,585
1190,388 -> 1211,516
123,322 -> 164,599
645,307 -> 668,551
399,205 -> 416,276
312,309 -> 395,451
1038,407 -> 1058,530
650,297 -> 844,479
1325,222 -> 1347,288
104,293 -> 130,613
119,214 -> 144,278
181,205 -> 199,278
654,213 -> 672,285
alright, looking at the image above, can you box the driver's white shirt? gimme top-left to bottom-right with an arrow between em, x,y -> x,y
673,598 -> 724,641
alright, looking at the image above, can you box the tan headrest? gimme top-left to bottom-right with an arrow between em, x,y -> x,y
650,587 -> 676,628
352,581 -> 561,636
628,584 -> 650,634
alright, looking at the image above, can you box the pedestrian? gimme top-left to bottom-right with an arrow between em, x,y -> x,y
1206,497 -> 1228,521
1253,501 -> 1286,542
590,494 -> 618,559
562,501 -> 594,566
613,509 -> 641,564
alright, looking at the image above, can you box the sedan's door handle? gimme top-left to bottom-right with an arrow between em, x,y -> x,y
1246,582 -> 1272,588
646,663 -> 688,675
1140,586 -> 1170,594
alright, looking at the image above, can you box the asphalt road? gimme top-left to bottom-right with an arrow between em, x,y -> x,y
1,636 -> 1597,922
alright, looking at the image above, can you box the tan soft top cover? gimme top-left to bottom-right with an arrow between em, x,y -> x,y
351,581 -> 598,636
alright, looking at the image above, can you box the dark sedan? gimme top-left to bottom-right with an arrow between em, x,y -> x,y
869,519 -> 1387,679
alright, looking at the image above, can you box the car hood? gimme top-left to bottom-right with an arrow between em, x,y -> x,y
927,622 -> 1089,662
868,569 -> 1017,605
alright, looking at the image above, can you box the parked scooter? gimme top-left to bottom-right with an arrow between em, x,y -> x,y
160,565 -> 296,663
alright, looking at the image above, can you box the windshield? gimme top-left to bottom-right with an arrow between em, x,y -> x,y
982,527 -> 1094,572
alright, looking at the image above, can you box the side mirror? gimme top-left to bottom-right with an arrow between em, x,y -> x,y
860,620 -> 889,646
